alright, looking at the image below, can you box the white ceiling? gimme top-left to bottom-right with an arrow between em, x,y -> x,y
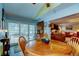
4,3 -> 61,20
4,3 -> 44,19
3,3 -> 78,22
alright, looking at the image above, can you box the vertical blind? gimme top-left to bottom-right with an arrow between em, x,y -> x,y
29,25 -> 35,40
8,22 -> 36,44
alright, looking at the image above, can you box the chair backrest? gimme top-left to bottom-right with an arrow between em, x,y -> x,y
19,36 -> 26,55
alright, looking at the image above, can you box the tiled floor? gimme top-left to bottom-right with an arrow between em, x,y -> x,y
9,44 -> 23,56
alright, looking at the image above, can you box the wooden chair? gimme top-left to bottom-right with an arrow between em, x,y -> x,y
19,36 -> 27,56
67,37 -> 79,55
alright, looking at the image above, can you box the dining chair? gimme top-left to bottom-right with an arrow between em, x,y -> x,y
19,36 -> 27,56
67,37 -> 79,56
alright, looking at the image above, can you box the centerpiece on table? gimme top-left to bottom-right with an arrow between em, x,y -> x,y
41,34 -> 50,44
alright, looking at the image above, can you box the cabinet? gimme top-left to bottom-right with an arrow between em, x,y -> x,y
37,21 -> 44,34
37,21 -> 44,38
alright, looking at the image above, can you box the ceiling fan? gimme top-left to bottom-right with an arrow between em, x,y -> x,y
32,3 -> 50,8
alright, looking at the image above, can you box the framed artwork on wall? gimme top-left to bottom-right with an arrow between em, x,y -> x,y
66,25 -> 72,30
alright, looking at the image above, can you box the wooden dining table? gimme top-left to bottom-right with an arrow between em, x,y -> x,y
25,40 -> 75,56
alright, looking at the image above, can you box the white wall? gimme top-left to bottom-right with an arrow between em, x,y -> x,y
41,4 -> 79,33
41,4 -> 79,22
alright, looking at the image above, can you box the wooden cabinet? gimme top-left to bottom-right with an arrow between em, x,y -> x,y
37,21 -> 44,35
36,21 -> 44,39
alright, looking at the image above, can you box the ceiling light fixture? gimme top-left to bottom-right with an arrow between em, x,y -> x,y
32,3 -> 36,5
46,3 -> 50,8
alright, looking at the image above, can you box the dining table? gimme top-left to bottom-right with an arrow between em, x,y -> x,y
25,40 -> 75,56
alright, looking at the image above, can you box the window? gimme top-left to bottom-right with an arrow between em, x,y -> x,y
20,24 -> 28,41
8,23 -> 36,44
8,23 -> 19,44
29,25 -> 35,40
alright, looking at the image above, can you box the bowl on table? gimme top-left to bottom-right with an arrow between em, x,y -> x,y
41,38 -> 50,44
